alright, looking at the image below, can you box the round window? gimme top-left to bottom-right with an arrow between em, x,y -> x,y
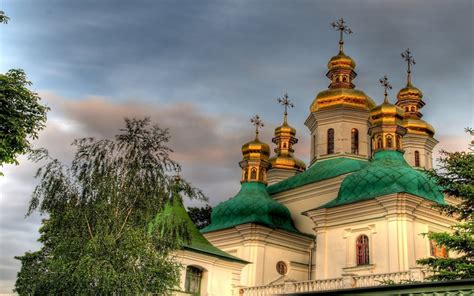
276,261 -> 288,275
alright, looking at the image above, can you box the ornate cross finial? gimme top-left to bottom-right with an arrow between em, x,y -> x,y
379,75 -> 392,103
331,18 -> 353,53
277,93 -> 294,124
401,48 -> 416,86
250,114 -> 264,139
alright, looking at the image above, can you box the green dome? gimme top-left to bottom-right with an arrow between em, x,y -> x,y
321,150 -> 444,208
201,182 -> 297,233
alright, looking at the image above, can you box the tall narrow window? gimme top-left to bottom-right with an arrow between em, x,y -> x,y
356,235 -> 370,265
327,128 -> 334,154
377,136 -> 383,150
250,168 -> 257,180
415,151 -> 420,167
185,266 -> 203,295
386,134 -> 393,148
351,128 -> 359,154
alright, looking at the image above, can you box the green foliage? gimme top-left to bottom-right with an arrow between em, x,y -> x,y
0,10 -> 9,24
0,69 -> 49,170
15,118 -> 205,295
187,204 -> 212,229
417,128 -> 474,281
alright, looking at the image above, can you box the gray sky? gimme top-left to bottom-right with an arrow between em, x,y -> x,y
0,0 -> 473,293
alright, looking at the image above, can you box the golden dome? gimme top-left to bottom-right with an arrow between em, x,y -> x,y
327,51 -> 356,71
274,121 -> 296,137
311,88 -> 375,112
241,138 -> 270,160
402,117 -> 435,136
370,101 -> 405,124
397,83 -> 423,101
269,154 -> 306,172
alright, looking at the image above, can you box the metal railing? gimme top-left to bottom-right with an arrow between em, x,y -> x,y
240,268 -> 429,295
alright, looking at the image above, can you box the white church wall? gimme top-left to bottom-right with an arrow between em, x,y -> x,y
175,250 -> 245,296
203,224 -> 313,287
271,175 -> 345,234
306,194 -> 456,280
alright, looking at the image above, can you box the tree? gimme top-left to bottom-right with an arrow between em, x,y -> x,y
0,69 -> 49,171
417,128 -> 474,280
187,204 -> 212,229
15,118 -> 205,295
0,10 -> 9,24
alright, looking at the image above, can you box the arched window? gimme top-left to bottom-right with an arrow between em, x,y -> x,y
386,134 -> 393,148
377,136 -> 383,150
185,266 -> 203,294
351,128 -> 359,154
396,135 -> 401,149
356,235 -> 370,265
411,106 -> 416,112
415,151 -> 420,167
405,107 -> 409,112
327,128 -> 335,154
250,168 -> 257,180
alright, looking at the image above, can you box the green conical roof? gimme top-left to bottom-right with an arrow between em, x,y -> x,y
201,182 -> 298,233
150,198 -> 248,264
320,150 -> 444,209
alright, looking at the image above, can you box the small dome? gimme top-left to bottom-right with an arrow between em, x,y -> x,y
274,122 -> 296,136
241,138 -> 270,159
311,88 -> 375,112
322,150 -> 444,208
402,117 -> 435,136
269,155 -> 306,172
201,182 -> 298,233
327,51 -> 356,71
370,101 -> 405,120
397,84 -> 423,101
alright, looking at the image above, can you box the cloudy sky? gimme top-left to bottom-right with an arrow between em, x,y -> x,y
0,0 -> 473,293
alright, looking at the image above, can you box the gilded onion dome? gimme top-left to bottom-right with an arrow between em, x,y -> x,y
369,76 -> 407,152
396,49 -> 434,137
269,94 -> 306,172
310,21 -> 374,113
240,115 -> 271,184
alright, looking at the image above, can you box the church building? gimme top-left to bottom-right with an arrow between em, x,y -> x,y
173,19 -> 456,295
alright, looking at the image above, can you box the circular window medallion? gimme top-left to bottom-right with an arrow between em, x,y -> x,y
276,261 -> 288,275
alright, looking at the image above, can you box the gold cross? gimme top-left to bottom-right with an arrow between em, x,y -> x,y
277,93 -> 294,123
250,114 -> 264,138
401,48 -> 416,85
331,18 -> 353,52
379,75 -> 392,103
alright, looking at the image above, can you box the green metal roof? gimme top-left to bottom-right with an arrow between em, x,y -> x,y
267,157 -> 369,195
150,198 -> 249,264
201,182 -> 298,234
320,150 -> 445,209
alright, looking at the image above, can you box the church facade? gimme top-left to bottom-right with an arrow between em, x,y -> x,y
174,19 -> 456,296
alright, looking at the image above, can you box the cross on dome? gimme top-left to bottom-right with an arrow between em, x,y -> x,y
250,114 -> 264,138
379,75 -> 392,103
331,18 -> 353,53
401,48 -> 416,86
277,93 -> 294,123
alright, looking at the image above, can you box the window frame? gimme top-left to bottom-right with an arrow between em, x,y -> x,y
184,266 -> 203,295
356,235 -> 370,266
351,128 -> 359,154
327,128 -> 335,154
